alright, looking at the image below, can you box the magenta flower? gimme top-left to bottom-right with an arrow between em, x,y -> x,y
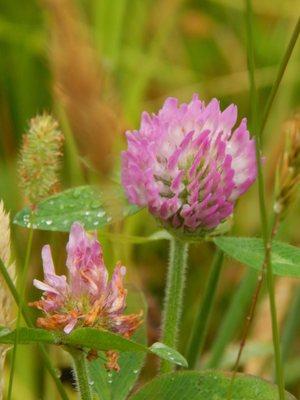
30,222 -> 141,369
122,95 -> 257,236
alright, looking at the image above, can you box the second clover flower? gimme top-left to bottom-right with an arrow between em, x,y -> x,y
122,95 -> 257,237
30,222 -> 142,370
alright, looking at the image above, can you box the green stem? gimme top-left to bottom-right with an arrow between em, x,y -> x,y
0,258 -> 69,400
71,350 -> 93,400
186,249 -> 224,369
234,6 -> 300,400
160,238 -> 188,373
253,19 -> 299,400
7,226 -> 34,400
266,257 -> 285,399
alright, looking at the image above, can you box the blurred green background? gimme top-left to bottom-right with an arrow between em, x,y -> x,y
0,0 -> 300,398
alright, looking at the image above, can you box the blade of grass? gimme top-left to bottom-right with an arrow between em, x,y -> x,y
123,0 -> 184,122
7,226 -> 34,400
205,269 -> 258,368
258,18 -> 300,145
186,249 -> 224,369
281,286 -> 300,362
55,103 -> 85,186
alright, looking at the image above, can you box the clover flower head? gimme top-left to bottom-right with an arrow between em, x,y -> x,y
30,222 -> 142,370
122,95 -> 257,237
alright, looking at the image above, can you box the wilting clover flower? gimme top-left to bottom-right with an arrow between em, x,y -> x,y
30,222 -> 142,370
122,95 -> 257,237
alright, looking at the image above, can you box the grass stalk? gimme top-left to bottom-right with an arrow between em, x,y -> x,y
206,269 -> 258,369
7,226 -> 34,400
228,8 -> 300,400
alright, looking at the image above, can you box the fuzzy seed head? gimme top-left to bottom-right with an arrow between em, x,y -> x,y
0,201 -> 16,398
0,201 -> 15,329
274,114 -> 300,219
18,113 -> 64,206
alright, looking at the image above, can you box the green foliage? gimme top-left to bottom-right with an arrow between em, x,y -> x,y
0,326 -> 187,368
129,371 -> 296,400
214,237 -> 300,278
14,185 -> 141,232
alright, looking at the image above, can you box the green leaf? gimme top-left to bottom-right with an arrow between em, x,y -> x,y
129,370 -> 296,400
13,184 -> 141,232
0,326 -> 144,351
0,325 -> 187,368
214,237 -> 300,278
89,288 -> 148,400
149,342 -> 188,368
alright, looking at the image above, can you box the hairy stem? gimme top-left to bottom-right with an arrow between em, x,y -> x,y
0,257 -> 69,400
186,249 -> 224,369
71,350 -> 93,400
160,238 -> 188,373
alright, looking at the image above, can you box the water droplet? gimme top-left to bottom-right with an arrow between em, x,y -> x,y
46,220 -> 52,225
26,222 -> 31,228
107,216 -> 112,222
133,370 -> 139,374
107,371 -> 113,384
85,211 -> 91,216
93,221 -> 99,226
97,211 -> 105,218
89,380 -> 94,386
55,368 -> 62,378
